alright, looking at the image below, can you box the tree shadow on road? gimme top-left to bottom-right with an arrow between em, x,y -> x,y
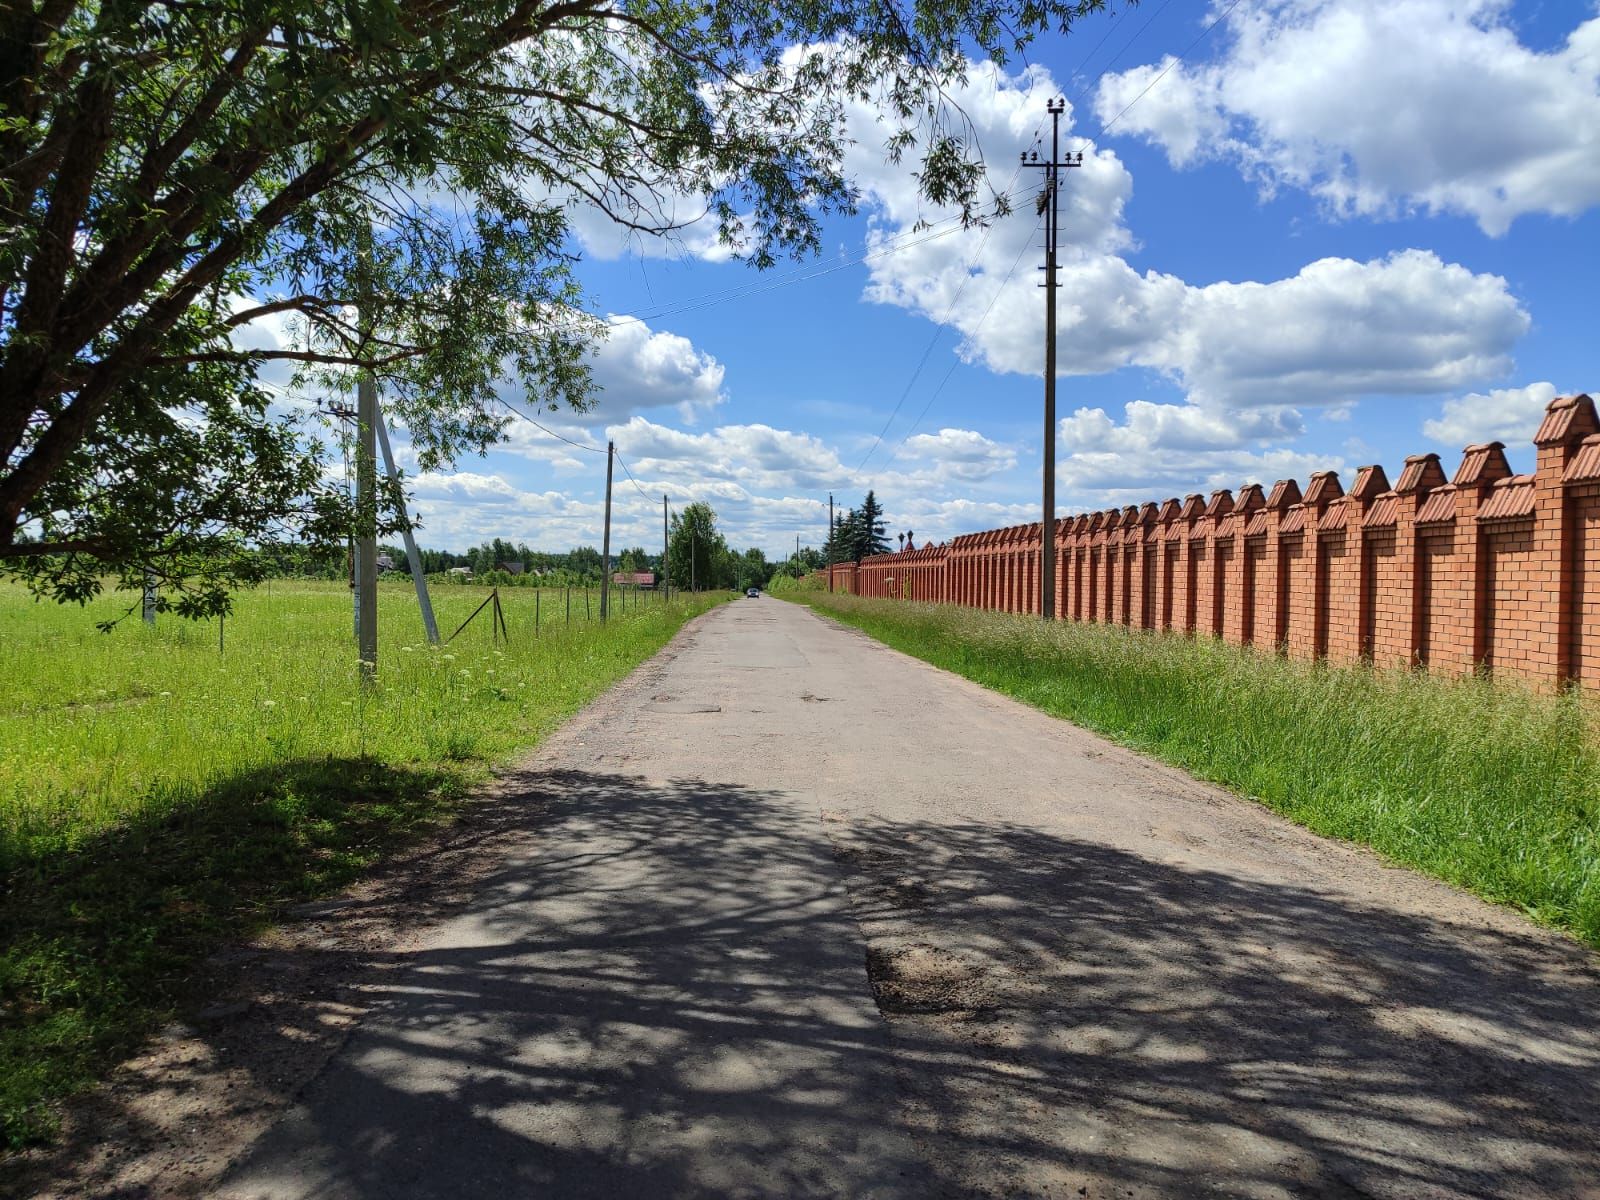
13,767 -> 1600,1199
830,813 -> 1600,1199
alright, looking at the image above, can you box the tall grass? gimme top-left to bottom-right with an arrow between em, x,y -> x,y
0,580 -> 720,1147
793,594 -> 1600,950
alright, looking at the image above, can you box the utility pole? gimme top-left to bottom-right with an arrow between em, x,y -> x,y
1022,97 -> 1080,620
355,347 -> 378,685
691,526 -> 697,593
374,398 -> 439,644
352,226 -> 380,683
662,494 -> 670,603
828,493 -> 834,593
600,440 -> 614,622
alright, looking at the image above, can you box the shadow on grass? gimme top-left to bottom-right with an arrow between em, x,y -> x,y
0,755 -> 473,1148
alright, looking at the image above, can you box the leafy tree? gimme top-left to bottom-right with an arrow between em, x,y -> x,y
2,0 -> 1106,615
780,545 -> 823,577
667,502 -> 729,591
734,547 -> 774,591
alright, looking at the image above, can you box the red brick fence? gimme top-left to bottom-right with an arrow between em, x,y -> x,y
825,392 -> 1600,690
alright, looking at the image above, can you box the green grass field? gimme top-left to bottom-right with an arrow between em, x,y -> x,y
0,579 -> 721,1148
790,593 -> 1600,951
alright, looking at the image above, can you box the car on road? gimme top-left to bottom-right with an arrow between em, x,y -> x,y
745,587 -> 761,598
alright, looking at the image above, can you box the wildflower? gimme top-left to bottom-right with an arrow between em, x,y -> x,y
159,691 -> 172,698
261,699 -> 276,708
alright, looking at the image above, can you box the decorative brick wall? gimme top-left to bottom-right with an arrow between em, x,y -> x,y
823,393 -> 1600,691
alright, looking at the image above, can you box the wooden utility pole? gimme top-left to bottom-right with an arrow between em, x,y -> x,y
663,494 -> 670,603
1022,98 -> 1079,620
600,440 -> 614,622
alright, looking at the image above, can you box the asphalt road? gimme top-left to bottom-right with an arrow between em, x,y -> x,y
220,597 -> 1600,1200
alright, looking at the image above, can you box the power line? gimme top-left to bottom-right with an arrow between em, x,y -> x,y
1096,0 -> 1246,139
1067,0 -> 1184,135
497,397 -> 607,453
886,219 -> 1042,462
853,150 -> 1046,472
864,0 -> 1250,481
612,447 -> 654,504
495,396 -> 657,510
1065,3 -> 1134,85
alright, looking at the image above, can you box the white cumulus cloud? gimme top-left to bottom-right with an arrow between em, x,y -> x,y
841,61 -> 1528,412
1423,381 -> 1558,445
1095,0 -> 1600,236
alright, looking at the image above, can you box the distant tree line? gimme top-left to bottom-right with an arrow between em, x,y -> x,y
251,537 -> 661,587
212,514 -> 830,594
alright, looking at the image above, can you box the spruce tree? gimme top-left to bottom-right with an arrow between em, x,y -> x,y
855,491 -> 892,558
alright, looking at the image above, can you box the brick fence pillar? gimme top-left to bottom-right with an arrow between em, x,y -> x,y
1261,479 -> 1302,652
1227,485 -> 1264,645
1348,464 -> 1392,660
1301,470 -> 1344,658
1532,393 -> 1600,683
1393,454 -> 1448,667
1153,499 -> 1180,629
1454,442 -> 1513,666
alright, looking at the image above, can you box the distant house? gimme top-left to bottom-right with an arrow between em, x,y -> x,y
447,566 -> 473,578
496,561 -> 525,575
376,552 -> 396,572
612,571 -> 655,588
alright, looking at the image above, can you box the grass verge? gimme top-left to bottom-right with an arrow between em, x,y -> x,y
790,593 -> 1600,951
1,581 -> 723,1148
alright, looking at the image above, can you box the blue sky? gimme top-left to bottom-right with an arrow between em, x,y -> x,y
275,0 -> 1600,559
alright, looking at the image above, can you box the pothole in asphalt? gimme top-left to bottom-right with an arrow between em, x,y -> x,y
865,942 -> 991,1016
648,694 -> 722,713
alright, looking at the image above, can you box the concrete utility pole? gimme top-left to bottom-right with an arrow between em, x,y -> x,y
1022,98 -> 1080,620
828,493 -> 834,593
600,440 -> 614,622
691,526 -> 697,593
663,494 -> 670,603
375,398 -> 439,644
356,358 -> 378,684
